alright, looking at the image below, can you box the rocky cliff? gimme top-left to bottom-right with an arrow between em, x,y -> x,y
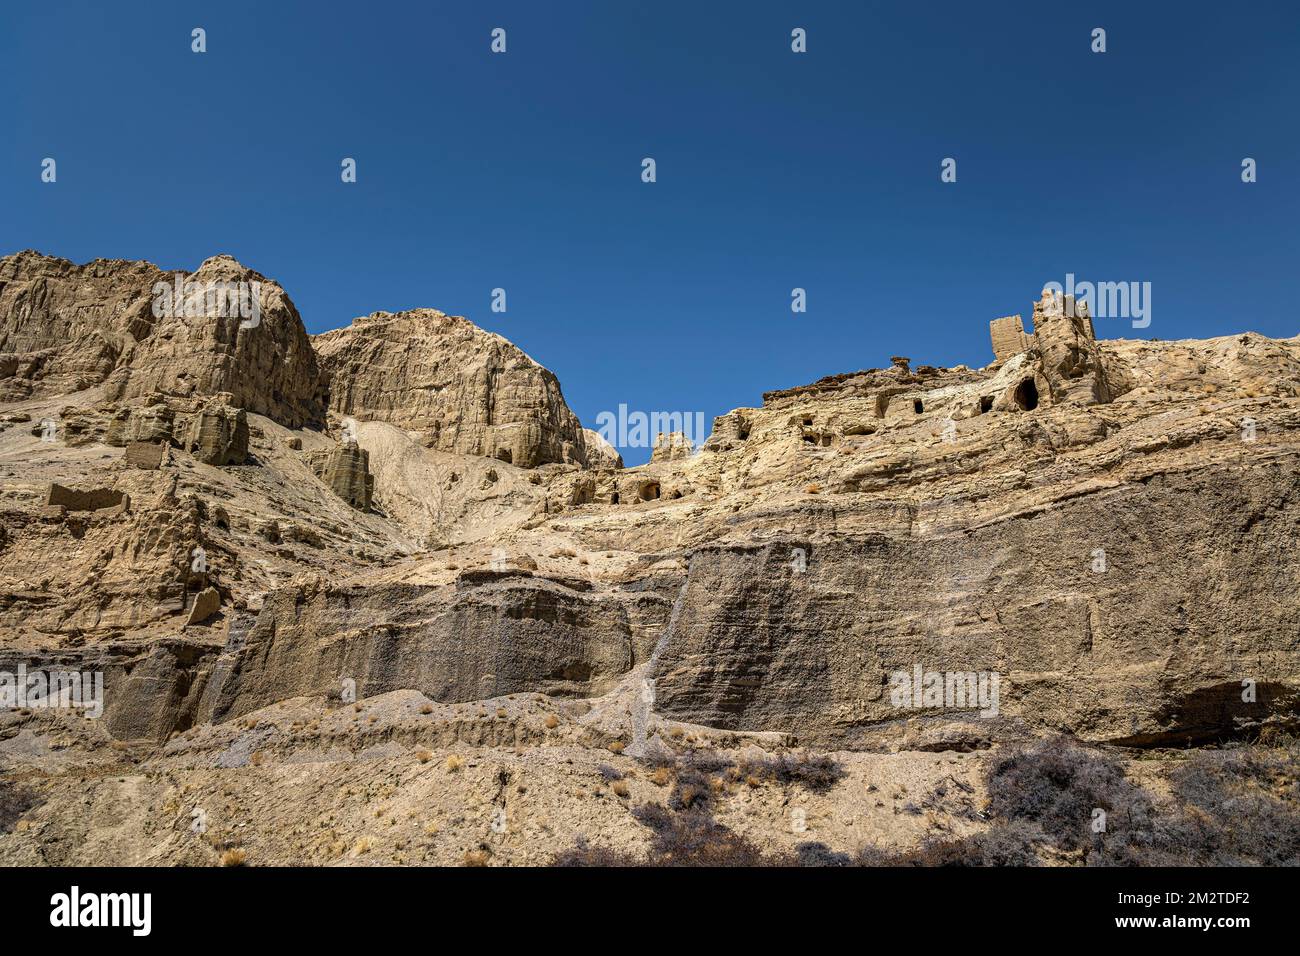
0,251 -> 325,428
1,252 -> 1296,866
315,309 -> 592,468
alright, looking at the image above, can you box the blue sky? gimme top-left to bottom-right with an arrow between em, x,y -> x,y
3,1 -> 1297,463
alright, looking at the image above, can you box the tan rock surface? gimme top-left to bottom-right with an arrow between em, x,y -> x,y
315,309 -> 591,468
1,255 -> 1297,865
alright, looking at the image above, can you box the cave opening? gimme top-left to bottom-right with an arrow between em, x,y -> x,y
1013,379 -> 1039,411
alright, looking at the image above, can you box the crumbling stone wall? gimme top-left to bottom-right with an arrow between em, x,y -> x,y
990,314 -> 1034,361
46,483 -> 129,512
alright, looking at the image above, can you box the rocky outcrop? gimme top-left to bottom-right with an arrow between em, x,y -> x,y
651,459 -> 1300,748
308,442 -> 374,511
106,403 -> 175,445
315,309 -> 590,468
650,431 -> 693,462
181,400 -> 248,466
194,577 -> 647,722
185,586 -> 221,626
582,428 -> 623,469
0,251 -> 325,427
2,262 -> 1299,868
1030,289 -> 1115,405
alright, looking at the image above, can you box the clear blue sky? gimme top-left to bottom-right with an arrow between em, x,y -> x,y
3,1 -> 1297,463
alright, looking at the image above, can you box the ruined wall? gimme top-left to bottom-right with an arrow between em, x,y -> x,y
990,314 -> 1034,361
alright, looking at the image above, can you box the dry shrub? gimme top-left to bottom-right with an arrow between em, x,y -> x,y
737,752 -> 845,793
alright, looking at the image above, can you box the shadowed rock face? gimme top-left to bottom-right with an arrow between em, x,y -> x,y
315,309 -> 592,468
652,461 -> 1300,747
193,578 -> 647,724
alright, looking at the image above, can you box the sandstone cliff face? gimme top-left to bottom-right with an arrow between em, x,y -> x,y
0,251 -> 325,428
651,461 -> 1300,747
191,575 -> 659,724
2,257 -> 1298,866
315,310 -> 591,468
308,442 -> 374,511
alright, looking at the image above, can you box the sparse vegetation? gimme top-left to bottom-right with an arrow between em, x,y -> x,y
552,736 -> 1300,867
736,751 -> 846,793
218,848 -> 248,867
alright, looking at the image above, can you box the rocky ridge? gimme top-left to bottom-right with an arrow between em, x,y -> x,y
0,251 -> 1297,866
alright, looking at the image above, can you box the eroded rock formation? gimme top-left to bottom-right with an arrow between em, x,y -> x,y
1,256 -> 1297,866
315,309 -> 591,468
